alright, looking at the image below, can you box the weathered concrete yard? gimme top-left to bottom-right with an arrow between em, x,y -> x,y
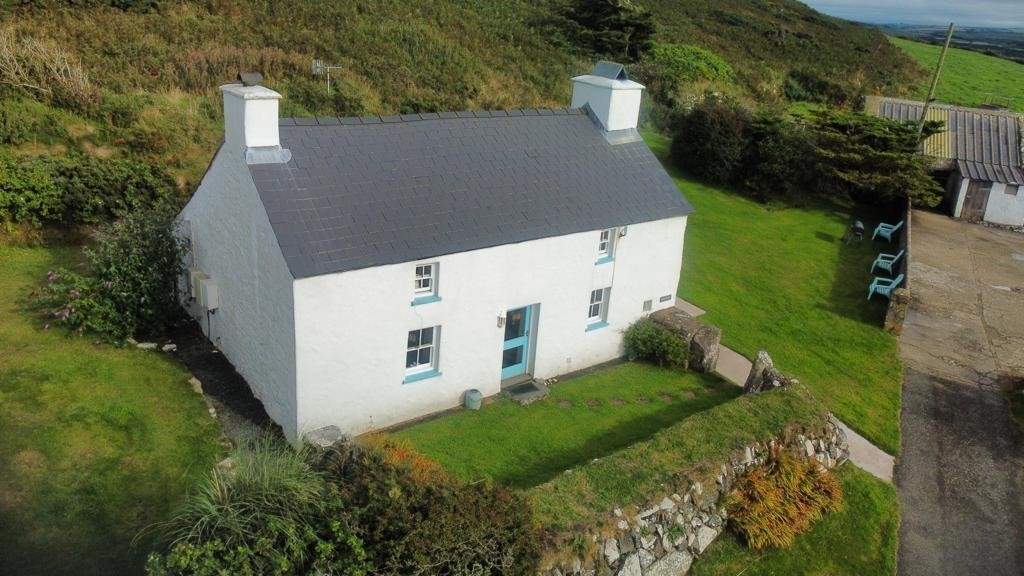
897,210 -> 1024,576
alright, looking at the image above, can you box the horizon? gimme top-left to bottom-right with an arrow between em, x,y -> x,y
801,1 -> 1024,29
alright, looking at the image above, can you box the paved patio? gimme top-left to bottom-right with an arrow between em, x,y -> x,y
897,210 -> 1024,576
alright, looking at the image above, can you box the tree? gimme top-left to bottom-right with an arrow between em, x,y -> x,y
670,97 -> 751,185
563,0 -> 655,62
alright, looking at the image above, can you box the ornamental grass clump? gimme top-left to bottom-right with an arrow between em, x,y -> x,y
725,448 -> 843,550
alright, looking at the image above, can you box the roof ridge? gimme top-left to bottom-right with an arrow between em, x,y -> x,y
280,107 -> 585,126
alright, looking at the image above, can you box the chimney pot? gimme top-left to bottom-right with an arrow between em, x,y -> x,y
237,72 -> 264,87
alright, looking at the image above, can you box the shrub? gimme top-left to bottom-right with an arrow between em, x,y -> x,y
725,448 -> 843,550
641,43 -> 733,104
0,153 -> 62,226
146,435 -> 370,576
0,97 -> 70,145
0,152 -> 175,227
321,438 -> 541,576
33,203 -> 186,339
623,317 -> 688,368
0,26 -> 99,112
561,0 -> 655,62
670,97 -> 751,185
739,112 -> 817,202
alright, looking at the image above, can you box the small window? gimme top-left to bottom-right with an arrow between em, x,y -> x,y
406,327 -> 438,374
588,287 -> 609,322
642,299 -> 653,312
597,228 -> 615,259
1006,184 -> 1019,196
414,263 -> 436,295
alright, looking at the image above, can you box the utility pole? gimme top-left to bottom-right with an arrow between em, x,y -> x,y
918,22 -> 955,141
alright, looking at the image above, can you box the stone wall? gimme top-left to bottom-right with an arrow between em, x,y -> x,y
543,417 -> 849,576
884,200 -> 911,335
649,308 -> 721,373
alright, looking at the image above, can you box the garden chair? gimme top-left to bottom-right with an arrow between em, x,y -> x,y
871,220 -> 904,242
867,274 -> 905,300
871,249 -> 905,275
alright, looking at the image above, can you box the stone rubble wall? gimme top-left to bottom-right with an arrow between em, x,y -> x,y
544,417 -> 849,576
649,308 -> 721,373
883,199 -> 911,335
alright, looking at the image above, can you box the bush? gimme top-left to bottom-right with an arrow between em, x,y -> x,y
561,0 -> 655,62
146,436 -> 370,576
0,152 -> 175,227
670,97 -> 751,185
321,437 -> 541,576
33,203 -> 186,339
739,112 -> 817,202
0,153 -> 62,226
623,317 -> 688,368
725,448 -> 843,550
0,98 -> 70,145
641,43 -> 733,104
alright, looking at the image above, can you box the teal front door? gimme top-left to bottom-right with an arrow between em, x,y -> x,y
501,305 -> 532,380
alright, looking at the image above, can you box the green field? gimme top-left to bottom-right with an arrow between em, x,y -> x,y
395,363 -> 739,488
0,244 -> 222,576
692,464 -> 900,576
891,36 -> 1024,112
644,132 -> 904,455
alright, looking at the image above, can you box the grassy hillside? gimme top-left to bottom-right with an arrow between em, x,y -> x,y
0,0 -> 919,191
892,36 -> 1024,112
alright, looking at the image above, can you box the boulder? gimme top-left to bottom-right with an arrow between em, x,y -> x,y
742,350 -> 796,394
639,549 -> 656,569
303,425 -> 345,448
645,551 -> 694,576
649,308 -> 721,373
694,525 -> 719,554
604,538 -> 620,566
136,342 -> 158,350
616,554 -> 641,576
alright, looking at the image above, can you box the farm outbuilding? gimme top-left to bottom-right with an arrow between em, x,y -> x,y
866,96 -> 1024,226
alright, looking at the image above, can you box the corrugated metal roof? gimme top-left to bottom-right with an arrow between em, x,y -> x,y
956,160 -> 1024,185
250,108 -> 693,278
866,96 -> 1023,170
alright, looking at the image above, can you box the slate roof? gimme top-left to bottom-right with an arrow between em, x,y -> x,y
248,108 -> 692,278
866,96 -> 1023,169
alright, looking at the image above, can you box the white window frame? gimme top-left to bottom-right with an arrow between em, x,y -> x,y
414,263 -> 437,296
405,326 -> 439,375
597,228 -> 616,259
588,288 -> 609,322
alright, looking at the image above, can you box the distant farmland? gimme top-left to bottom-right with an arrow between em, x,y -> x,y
891,37 -> 1024,112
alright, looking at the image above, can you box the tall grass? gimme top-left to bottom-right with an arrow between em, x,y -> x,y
156,435 -> 324,550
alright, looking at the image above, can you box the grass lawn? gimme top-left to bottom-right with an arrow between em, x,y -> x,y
891,37 -> 1024,112
691,464 -> 900,576
393,362 -> 740,488
643,133 -> 903,455
0,243 -> 222,576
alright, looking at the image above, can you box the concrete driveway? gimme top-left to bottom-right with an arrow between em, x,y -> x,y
897,210 -> 1024,576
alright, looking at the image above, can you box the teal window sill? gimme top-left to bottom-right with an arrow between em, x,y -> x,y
585,321 -> 609,332
410,294 -> 441,306
403,368 -> 440,384
595,255 -> 614,266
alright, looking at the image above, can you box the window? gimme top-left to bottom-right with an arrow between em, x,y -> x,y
587,288 -> 610,331
642,299 -> 653,313
405,327 -> 438,376
414,264 -> 435,294
1006,184 -> 1019,196
596,228 -> 616,263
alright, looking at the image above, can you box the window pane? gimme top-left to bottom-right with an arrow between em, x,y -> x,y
591,289 -> 601,304
589,303 -> 601,318
418,347 -> 432,365
415,265 -> 424,276
504,308 -> 525,340
502,346 -> 523,368
407,330 -> 420,348
406,350 -> 418,368
421,327 -> 433,345
421,278 -> 431,289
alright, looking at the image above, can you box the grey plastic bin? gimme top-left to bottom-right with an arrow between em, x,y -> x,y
464,389 -> 483,410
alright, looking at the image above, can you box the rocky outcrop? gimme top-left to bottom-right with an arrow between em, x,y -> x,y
742,350 -> 797,394
650,308 -> 721,373
542,419 -> 849,576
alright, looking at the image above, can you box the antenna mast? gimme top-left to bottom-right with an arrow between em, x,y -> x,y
917,23 -> 955,141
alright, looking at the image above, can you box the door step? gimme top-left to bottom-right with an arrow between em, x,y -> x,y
503,379 -> 550,406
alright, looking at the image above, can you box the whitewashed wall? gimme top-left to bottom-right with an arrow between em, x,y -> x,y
983,181 -> 1024,226
179,145 -> 299,439
293,216 -> 687,438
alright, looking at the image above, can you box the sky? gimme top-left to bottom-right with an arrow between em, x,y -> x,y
801,1 -> 1024,28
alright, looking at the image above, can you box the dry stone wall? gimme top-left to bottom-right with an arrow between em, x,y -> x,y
544,417 -> 849,576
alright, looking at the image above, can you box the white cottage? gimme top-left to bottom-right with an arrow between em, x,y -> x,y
179,63 -> 693,442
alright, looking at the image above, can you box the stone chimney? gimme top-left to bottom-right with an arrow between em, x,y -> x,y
571,61 -> 645,132
220,73 -> 290,164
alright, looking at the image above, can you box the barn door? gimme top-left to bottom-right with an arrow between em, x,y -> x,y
962,180 -> 991,222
